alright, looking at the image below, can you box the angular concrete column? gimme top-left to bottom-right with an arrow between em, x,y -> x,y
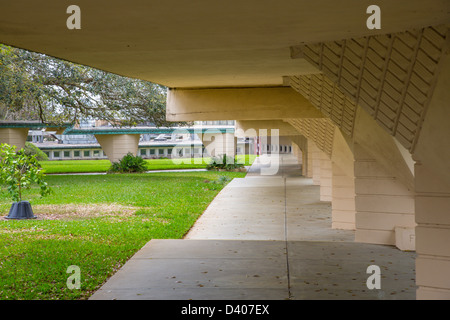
290,135 -> 308,176
305,141 -> 314,178
292,143 -> 302,169
415,163 -> 450,299
319,151 -> 332,202
201,132 -> 236,158
332,162 -> 356,230
308,141 -> 322,186
413,54 -> 450,300
354,144 -> 415,246
95,134 -> 140,163
0,128 -> 29,150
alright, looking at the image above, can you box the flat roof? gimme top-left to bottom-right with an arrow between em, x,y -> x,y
1,1 -> 447,89
62,126 -> 235,135
0,121 -> 70,129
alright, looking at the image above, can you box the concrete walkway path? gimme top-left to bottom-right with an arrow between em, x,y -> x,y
90,155 -> 416,300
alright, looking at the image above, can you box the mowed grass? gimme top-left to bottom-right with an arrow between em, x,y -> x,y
0,170 -> 247,300
40,155 -> 257,174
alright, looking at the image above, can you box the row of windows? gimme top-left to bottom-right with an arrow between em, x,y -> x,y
44,147 -> 234,160
139,147 -> 202,156
262,145 -> 292,153
44,149 -> 105,159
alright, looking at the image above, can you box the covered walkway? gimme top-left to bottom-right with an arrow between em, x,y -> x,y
90,155 -> 415,300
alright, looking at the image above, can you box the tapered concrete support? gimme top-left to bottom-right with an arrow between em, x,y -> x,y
292,143 -> 303,168
305,141 -> 314,178
415,162 -> 450,299
413,54 -> 450,300
290,135 -> 308,176
319,152 -> 332,202
201,132 -> 236,158
0,128 -> 29,150
95,134 -> 140,163
309,141 -> 322,185
332,162 -> 356,230
308,141 -> 332,200
354,144 -> 415,246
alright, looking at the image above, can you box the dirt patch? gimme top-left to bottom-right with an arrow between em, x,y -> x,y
29,203 -> 139,220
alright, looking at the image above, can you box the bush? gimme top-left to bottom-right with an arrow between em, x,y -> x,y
22,142 -> 49,161
206,154 -> 244,171
107,153 -> 148,173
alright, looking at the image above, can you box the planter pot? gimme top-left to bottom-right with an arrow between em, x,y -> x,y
5,201 -> 37,220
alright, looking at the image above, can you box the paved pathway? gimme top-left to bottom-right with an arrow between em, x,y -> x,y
90,155 -> 416,300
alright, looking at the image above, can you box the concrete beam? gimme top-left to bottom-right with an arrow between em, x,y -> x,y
235,120 -> 300,137
166,87 -> 324,121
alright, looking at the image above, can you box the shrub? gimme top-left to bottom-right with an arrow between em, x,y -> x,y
22,142 -> 49,161
206,154 -> 244,171
107,152 -> 148,173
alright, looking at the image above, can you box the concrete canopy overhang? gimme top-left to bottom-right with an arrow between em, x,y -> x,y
166,87 -> 324,121
236,120 -> 300,137
1,1 -> 448,89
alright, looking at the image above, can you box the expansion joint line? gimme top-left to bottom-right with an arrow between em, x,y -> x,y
283,169 -> 292,299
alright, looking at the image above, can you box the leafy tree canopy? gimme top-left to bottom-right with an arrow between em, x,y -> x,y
0,44 -> 184,127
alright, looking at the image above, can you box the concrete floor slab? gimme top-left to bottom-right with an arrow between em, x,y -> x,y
90,155 -> 416,300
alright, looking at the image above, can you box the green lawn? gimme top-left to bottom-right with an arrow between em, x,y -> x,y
0,170 -> 247,300
40,155 -> 257,174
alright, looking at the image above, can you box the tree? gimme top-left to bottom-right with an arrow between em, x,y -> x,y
0,143 -> 51,203
0,44 -> 185,127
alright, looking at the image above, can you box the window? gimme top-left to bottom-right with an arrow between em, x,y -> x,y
53,151 -> 60,158
168,148 -> 172,155
44,151 -> 50,158
140,149 -> 147,156
158,149 -> 164,155
193,148 -> 200,154
64,151 -> 71,158
74,150 -> 80,157
84,150 -> 90,157
149,149 -> 155,155
93,150 -> 100,157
